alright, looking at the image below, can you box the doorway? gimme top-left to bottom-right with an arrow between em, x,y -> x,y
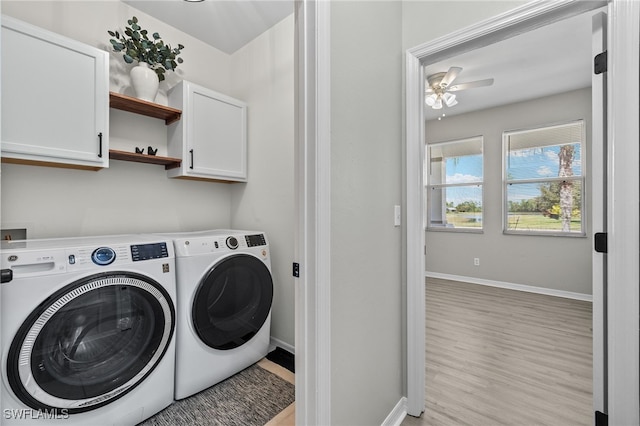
405,0 -> 640,423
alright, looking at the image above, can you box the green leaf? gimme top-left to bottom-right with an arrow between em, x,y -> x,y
110,40 -> 124,51
110,15 -> 183,73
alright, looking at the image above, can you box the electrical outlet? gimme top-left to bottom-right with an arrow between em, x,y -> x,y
473,258 -> 480,266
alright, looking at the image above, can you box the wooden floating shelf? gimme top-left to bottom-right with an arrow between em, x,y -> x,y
109,92 -> 182,125
109,149 -> 181,170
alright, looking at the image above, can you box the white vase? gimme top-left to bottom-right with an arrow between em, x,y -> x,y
130,63 -> 159,102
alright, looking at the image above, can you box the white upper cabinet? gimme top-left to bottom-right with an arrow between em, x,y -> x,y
1,16 -> 109,169
167,81 -> 247,182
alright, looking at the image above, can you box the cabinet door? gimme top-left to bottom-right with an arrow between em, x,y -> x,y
1,16 -> 109,169
190,89 -> 247,180
168,81 -> 247,182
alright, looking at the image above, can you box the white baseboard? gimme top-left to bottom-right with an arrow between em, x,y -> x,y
425,271 -> 593,302
269,336 -> 295,355
381,397 -> 407,426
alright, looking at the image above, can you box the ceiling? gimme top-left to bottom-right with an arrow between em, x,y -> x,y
122,2 -> 602,119
423,8 -> 604,120
123,0 -> 293,54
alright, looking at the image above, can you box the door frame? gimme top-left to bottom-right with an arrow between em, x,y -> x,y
294,0 -> 332,424
405,0 -> 639,422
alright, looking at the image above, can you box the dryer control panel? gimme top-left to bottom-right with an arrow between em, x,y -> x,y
174,232 -> 268,257
245,234 -> 266,247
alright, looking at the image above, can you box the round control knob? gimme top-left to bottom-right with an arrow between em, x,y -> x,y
92,247 -> 116,266
226,236 -> 239,250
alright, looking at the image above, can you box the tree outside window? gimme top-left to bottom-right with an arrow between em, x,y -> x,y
503,120 -> 585,236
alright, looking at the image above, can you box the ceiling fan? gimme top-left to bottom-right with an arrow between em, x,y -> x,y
425,67 -> 494,110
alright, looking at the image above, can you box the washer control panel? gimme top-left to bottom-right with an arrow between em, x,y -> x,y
87,242 -> 169,265
131,242 -> 169,261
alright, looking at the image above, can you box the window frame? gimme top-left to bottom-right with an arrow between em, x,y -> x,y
502,120 -> 586,237
426,135 -> 484,234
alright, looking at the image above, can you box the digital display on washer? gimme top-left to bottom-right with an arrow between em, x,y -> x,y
131,242 -> 169,261
245,234 -> 266,247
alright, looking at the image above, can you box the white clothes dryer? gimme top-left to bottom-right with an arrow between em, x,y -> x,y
0,235 -> 177,425
158,230 -> 273,400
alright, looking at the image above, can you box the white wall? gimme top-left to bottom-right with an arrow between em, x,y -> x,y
330,2 -> 404,424
228,14 -> 295,349
324,3 -> 531,422
425,88 -> 593,296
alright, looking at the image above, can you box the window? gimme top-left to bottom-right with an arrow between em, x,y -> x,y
503,120 -> 585,236
426,136 -> 483,232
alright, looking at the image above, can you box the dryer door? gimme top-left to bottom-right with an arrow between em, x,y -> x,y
6,272 -> 175,414
193,254 -> 273,350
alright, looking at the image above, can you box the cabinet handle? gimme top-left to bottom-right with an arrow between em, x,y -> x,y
189,149 -> 194,169
98,132 -> 103,158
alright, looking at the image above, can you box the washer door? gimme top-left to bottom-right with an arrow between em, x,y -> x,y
192,254 -> 273,350
7,272 -> 175,414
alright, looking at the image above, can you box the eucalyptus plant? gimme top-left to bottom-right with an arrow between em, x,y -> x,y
108,16 -> 184,82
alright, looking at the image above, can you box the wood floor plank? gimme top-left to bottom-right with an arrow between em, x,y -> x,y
403,278 -> 592,426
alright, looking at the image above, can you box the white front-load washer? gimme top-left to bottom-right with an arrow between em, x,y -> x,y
158,229 -> 273,400
0,234 -> 177,425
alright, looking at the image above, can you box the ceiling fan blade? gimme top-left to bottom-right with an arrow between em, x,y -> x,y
425,87 -> 434,94
448,78 -> 494,92
440,67 -> 462,87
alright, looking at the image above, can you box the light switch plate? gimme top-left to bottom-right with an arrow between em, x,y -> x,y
394,205 -> 401,227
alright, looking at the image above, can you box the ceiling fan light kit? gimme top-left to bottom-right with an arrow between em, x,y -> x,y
425,66 -> 493,110
442,92 -> 458,107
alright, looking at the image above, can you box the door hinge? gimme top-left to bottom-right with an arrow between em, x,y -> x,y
595,232 -> 608,253
293,262 -> 300,278
595,411 -> 608,426
594,51 -> 607,74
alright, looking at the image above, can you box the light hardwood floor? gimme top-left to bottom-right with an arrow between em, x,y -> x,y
403,277 -> 592,426
259,358 -> 295,426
